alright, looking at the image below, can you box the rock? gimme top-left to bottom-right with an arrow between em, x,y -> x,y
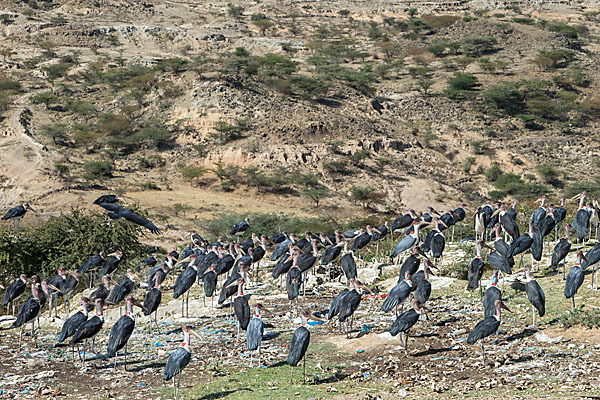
535,332 -> 562,343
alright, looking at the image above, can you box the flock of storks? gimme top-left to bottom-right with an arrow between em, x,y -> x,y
1,191 -> 600,399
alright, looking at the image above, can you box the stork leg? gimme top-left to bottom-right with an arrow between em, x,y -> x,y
19,325 -> 23,348
303,355 -> 307,384
532,305 -> 536,329
572,296 -> 576,309
124,342 -> 128,371
82,341 -> 87,366
481,342 -> 486,365
154,312 -> 161,334
31,321 -> 37,347
404,332 -> 409,355
173,376 -> 177,400
92,336 -> 96,353
290,366 -> 294,383
181,297 -> 185,318
186,290 -> 190,318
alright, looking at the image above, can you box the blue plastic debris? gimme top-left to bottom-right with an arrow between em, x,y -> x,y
361,324 -> 372,332
136,382 -> 146,387
356,349 -> 365,353
308,321 -> 323,326
153,341 -> 165,347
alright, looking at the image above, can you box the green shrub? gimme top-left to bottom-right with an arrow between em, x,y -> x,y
493,173 -> 548,199
559,306 -> 600,328
134,127 -> 173,149
41,123 -> 68,145
30,92 -> 59,108
0,209 -> 143,283
54,161 -> 69,176
0,77 -> 21,91
536,164 -> 561,186
460,35 -> 498,57
565,178 -> 600,199
227,3 -> 244,18
180,165 -> 208,182
486,164 -> 502,182
350,185 -> 385,208
67,100 -> 95,115
140,182 -> 161,190
445,72 -> 478,99
463,157 -> 476,173
210,120 -> 249,144
427,41 -> 447,57
83,160 -> 114,180
483,82 -> 525,115
548,22 -> 588,39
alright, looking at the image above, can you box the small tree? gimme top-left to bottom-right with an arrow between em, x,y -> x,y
31,92 -> 59,109
41,123 -> 68,145
83,161 -> 114,181
252,19 -> 275,36
227,3 -> 244,18
180,165 -> 208,184
349,185 -> 385,209
415,78 -> 434,96
302,186 -> 328,207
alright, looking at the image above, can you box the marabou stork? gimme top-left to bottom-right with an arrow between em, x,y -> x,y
467,299 -> 511,364
98,252 -> 123,278
58,297 -> 93,343
552,224 -> 572,280
582,243 -> 600,290
287,308 -> 324,383
231,278 -> 250,338
483,272 -> 501,318
62,270 -> 83,313
98,202 -> 161,234
474,207 -> 486,241
390,300 -> 421,355
491,205 -> 519,241
271,232 -> 287,244
531,195 -> 547,229
572,192 -> 590,245
90,275 -> 112,302
203,264 -> 217,307
47,267 -> 67,317
57,297 -> 94,359
352,225 -> 380,259
163,326 -> 201,400
481,201 -> 493,229
415,267 -> 433,306
451,203 -> 467,240
173,258 -> 198,318
143,271 -> 163,332
565,251 -> 587,309
70,298 -> 105,365
249,235 -> 268,281
390,221 -> 423,263
231,217 -> 250,238
93,194 -> 122,205
218,264 -> 246,307
531,227 -> 543,264
422,206 -> 440,223
106,269 -> 138,316
507,219 -> 534,259
381,272 -> 414,317
327,288 -> 350,331
1,203 -> 36,232
524,264 -> 545,328
553,197 -> 567,240
430,218 -> 447,265
78,253 -> 104,288
340,242 -> 357,282
506,200 -> 518,221
8,285 -> 42,348
246,303 -> 265,367
107,296 -> 137,369
337,279 -> 372,338
467,242 -> 485,295
286,253 -> 303,309
2,274 -> 28,316
391,209 -> 418,233
398,246 -> 426,283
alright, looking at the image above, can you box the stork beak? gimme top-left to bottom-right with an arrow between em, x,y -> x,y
582,254 -> 589,263
308,312 -> 326,323
28,206 -> 37,213
188,328 -> 202,339
175,255 -> 192,266
512,268 -> 525,274
373,228 -> 382,234
500,301 -> 512,313
110,279 -> 119,285
570,193 -> 581,200
438,220 -> 448,228
107,252 -> 117,257
491,209 -> 500,217
357,282 -> 374,295
433,209 -> 441,216
47,283 -> 62,293
225,281 -> 240,289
